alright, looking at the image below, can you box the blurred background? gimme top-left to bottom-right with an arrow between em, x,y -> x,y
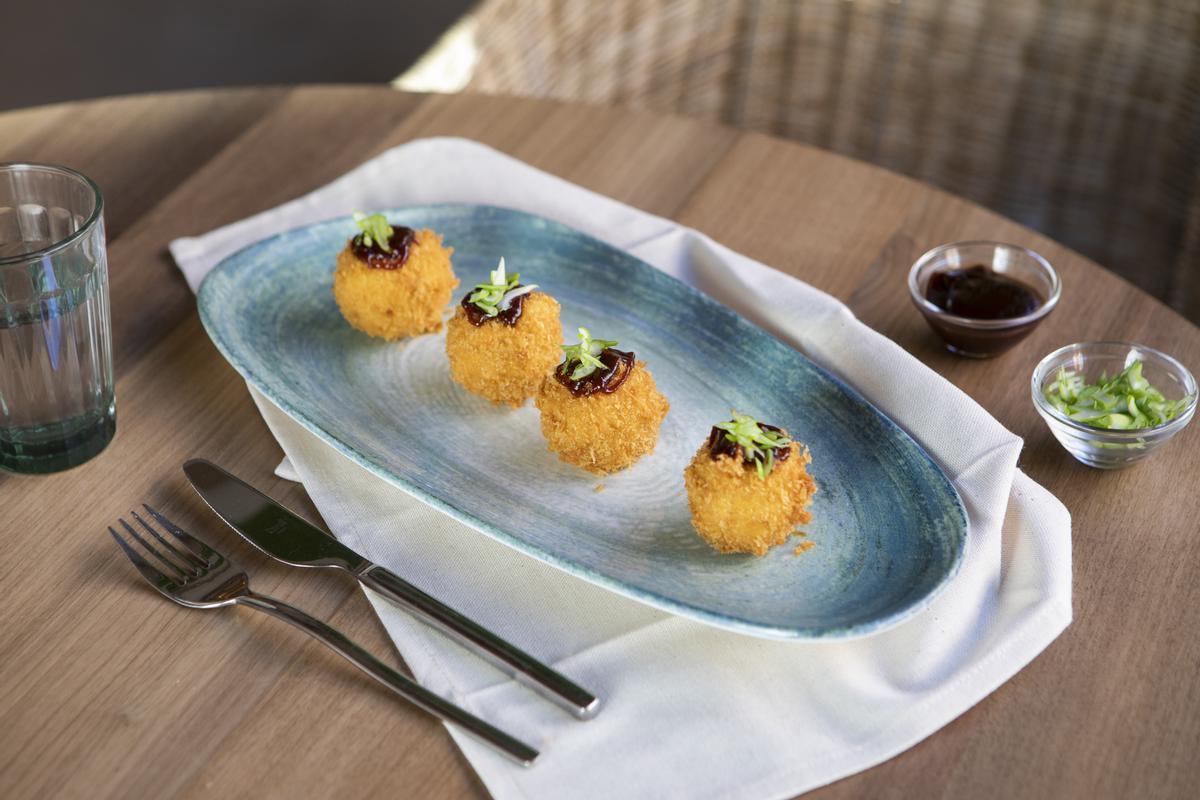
6,0 -> 1199,323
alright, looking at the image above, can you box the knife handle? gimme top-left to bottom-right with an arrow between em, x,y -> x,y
358,565 -> 600,719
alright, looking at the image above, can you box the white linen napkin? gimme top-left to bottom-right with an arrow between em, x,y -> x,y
171,137 -> 1072,800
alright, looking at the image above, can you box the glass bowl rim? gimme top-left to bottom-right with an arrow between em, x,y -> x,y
1030,340 -> 1198,438
907,240 -> 1061,330
0,162 -> 104,267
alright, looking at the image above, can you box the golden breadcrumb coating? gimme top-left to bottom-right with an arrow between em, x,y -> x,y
535,361 -> 669,474
332,229 -> 458,340
445,292 -> 562,406
683,440 -> 817,556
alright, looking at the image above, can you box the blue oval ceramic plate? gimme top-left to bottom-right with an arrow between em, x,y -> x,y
198,204 -> 967,639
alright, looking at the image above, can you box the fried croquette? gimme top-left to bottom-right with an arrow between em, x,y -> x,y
445,291 -> 562,406
332,224 -> 457,340
535,359 -> 669,474
684,424 -> 817,556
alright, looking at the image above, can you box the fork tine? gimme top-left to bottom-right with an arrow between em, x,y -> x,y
130,509 -> 206,570
142,504 -> 218,563
109,526 -> 177,592
120,517 -> 193,581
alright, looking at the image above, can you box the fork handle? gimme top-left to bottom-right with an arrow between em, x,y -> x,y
236,591 -> 538,766
358,565 -> 600,719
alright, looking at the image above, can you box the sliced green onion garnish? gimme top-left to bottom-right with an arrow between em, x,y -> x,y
468,257 -> 536,317
352,211 -> 393,252
715,411 -> 791,480
561,327 -> 618,380
1044,360 -> 1194,430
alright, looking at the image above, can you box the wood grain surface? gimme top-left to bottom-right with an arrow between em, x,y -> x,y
0,87 -> 1197,800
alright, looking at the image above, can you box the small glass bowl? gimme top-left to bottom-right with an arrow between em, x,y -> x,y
1031,341 -> 1197,469
908,241 -> 1061,357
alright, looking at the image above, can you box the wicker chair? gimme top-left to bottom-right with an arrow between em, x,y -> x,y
400,0 -> 1200,323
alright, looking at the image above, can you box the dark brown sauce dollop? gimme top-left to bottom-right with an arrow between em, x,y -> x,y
461,286 -> 530,327
554,348 -> 635,397
707,423 -> 792,467
351,226 -> 416,269
925,265 -> 1041,319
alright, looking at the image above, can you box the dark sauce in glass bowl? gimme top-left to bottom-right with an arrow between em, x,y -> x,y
925,265 -> 1041,319
919,264 -> 1047,357
351,226 -> 416,269
554,348 -> 635,397
707,423 -> 792,468
461,287 -> 529,327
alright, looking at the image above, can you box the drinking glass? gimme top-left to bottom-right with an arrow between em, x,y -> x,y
0,163 -> 115,473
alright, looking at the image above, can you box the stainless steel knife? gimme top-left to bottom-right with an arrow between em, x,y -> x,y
183,458 -> 600,719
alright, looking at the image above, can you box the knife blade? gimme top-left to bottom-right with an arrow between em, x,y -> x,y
184,458 -> 600,719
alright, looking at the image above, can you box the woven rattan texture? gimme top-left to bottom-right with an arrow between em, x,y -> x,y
464,0 -> 1200,321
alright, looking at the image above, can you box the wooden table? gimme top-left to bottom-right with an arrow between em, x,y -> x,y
1,87 -> 1197,800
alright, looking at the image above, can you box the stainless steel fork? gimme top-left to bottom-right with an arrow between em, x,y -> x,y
109,504 -> 538,766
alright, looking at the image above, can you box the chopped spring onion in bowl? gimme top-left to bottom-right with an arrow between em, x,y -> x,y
1031,341 -> 1197,469
1044,360 -> 1193,430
